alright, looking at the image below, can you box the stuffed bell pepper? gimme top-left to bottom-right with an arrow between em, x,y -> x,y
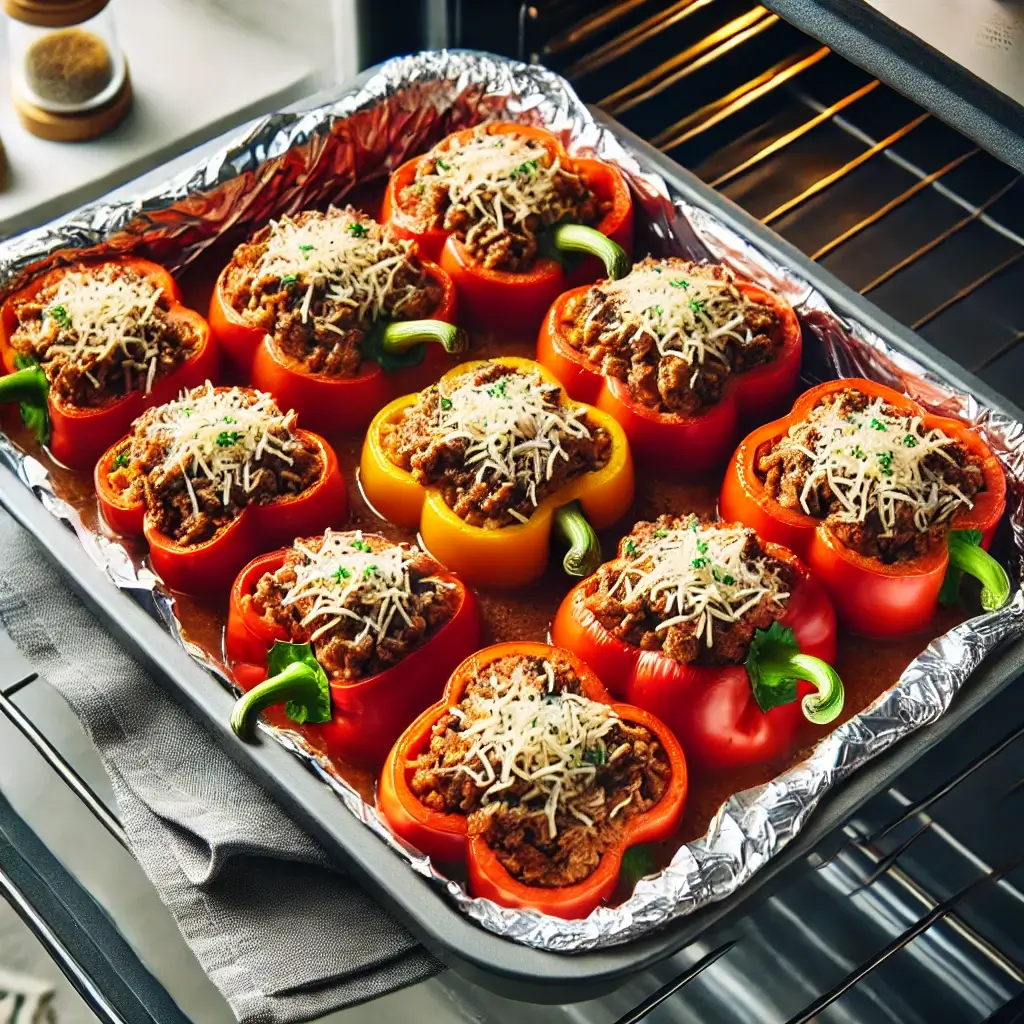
552,515 -> 843,772
720,378 -> 1010,637
95,382 -> 348,594
378,641 -> 687,918
0,258 -> 216,470
360,356 -> 634,589
209,206 -> 467,434
227,529 -> 481,766
538,258 -> 801,476
382,122 -> 633,334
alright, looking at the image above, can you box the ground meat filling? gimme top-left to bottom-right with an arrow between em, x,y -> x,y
8,264 -> 196,408
248,530 -> 460,681
758,389 -> 985,563
585,516 -> 796,665
221,206 -> 442,377
560,258 -> 783,415
107,383 -> 321,546
380,362 -> 611,528
398,127 -> 607,273
409,653 -> 671,888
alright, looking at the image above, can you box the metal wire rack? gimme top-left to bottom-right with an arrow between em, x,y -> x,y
1,3 -> 1023,1021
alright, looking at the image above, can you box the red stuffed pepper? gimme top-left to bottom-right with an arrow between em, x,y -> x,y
720,378 -> 1010,638
382,122 -> 633,334
537,258 -> 802,476
0,257 -> 217,471
552,516 -> 843,772
225,529 -> 481,766
208,206 -> 466,435
94,383 -> 348,594
379,641 -> 687,919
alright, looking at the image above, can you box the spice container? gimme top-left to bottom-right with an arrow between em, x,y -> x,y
5,0 -> 132,141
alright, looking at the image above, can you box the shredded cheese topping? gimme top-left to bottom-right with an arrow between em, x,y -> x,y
785,394 -> 977,533
446,659 -> 624,839
142,383 -> 299,514
280,530 -> 451,645
420,130 -> 582,237
585,262 -> 758,379
434,369 -> 592,519
605,520 -> 790,649
40,267 -> 167,393
250,209 -> 423,328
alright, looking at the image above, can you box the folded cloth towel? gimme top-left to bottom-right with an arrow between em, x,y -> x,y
0,509 -> 443,1024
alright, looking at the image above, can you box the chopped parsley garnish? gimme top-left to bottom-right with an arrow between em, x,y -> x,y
223,416 -> 236,424
669,279 -> 689,289
713,567 -> 736,585
877,451 -> 894,476
852,445 -> 866,460
689,519 -> 699,533
362,564 -> 378,580
215,431 -> 241,447
654,530 -> 667,538
112,450 -> 130,469
346,222 -> 370,238
331,566 -> 351,583
281,274 -> 299,288
696,538 -> 709,554
511,159 -> 539,177
904,434 -> 918,448
691,556 -> 711,569
623,538 -> 638,557
351,539 -> 372,553
583,746 -> 606,766
46,304 -> 71,328
435,158 -> 450,171
651,304 -> 664,316
870,418 -> 887,431
486,380 -> 508,399
299,244 -> 315,257
439,396 -> 453,411
688,298 -> 706,316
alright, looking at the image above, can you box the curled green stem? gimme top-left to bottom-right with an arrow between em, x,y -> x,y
380,319 -> 468,356
553,501 -> 602,578
788,652 -> 845,725
0,363 -> 50,444
947,530 -> 1011,612
550,223 -> 630,281
230,662 -> 322,741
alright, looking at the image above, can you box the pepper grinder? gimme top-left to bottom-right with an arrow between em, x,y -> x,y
4,0 -> 132,142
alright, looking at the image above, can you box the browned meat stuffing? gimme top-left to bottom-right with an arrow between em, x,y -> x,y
398,127 -> 607,273
107,384 -> 321,546
758,388 -> 985,563
8,263 -> 196,408
409,652 -> 671,887
585,515 -> 796,665
560,258 -> 783,415
221,206 -> 442,377
248,530 -> 460,680
380,362 -> 611,528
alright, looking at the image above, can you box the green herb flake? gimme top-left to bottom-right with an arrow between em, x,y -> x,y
583,745 -> 606,766
46,304 -> 71,328
299,244 -> 315,257
688,298 -> 706,316
280,274 -> 299,288
852,445 -> 866,460
486,380 -> 509,399
223,416 -> 236,424
669,279 -> 689,289
904,434 -> 918,448
346,222 -> 370,238
623,538 -> 638,557
362,564 -> 378,580
654,530 -> 667,538
112,450 -> 130,469
691,556 -> 711,569
215,431 -> 241,447
713,568 -> 736,585
696,538 -> 709,554
877,451 -> 894,476
439,396 -> 453,411
331,566 -> 351,583
435,158 -> 450,171
351,539 -> 372,553
870,418 -> 887,431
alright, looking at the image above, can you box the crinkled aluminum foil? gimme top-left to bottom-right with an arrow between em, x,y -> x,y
1,50 -> 1023,953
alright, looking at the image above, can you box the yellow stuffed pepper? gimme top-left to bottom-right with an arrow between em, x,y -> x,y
361,356 -> 634,589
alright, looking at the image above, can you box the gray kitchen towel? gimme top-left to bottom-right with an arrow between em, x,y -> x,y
0,509 -> 443,1024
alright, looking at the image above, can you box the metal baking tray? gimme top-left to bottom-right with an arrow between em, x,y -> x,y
1,80 -> 1023,1003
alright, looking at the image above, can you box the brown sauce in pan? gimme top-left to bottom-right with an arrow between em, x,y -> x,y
3,237 -> 970,879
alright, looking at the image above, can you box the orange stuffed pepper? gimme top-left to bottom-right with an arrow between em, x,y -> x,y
378,641 -> 687,919
360,356 -> 634,588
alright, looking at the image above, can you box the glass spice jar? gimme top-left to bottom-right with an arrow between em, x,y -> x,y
4,0 -> 131,141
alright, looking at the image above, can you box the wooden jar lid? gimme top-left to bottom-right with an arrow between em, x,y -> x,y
15,66 -> 131,142
4,0 -> 109,28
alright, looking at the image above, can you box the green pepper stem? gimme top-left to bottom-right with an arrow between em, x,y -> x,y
553,501 -> 602,578
947,531 -> 1011,612
0,365 -> 48,406
550,223 -> 630,280
787,653 -> 845,725
230,662 -> 321,741
380,319 -> 468,356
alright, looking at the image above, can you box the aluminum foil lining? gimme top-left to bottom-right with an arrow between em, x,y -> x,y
1,50 -> 1023,954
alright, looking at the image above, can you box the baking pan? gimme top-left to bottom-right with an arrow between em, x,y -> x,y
1,67 -> 1023,1003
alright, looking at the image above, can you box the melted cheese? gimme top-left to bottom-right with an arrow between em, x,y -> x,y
587,262 -> 756,375
786,394 -> 977,533
281,530 -> 451,645
448,659 -> 621,839
421,129 -> 582,237
435,368 -> 591,514
252,209 -> 423,326
42,266 -> 166,392
604,519 -> 790,649
143,383 -> 298,512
